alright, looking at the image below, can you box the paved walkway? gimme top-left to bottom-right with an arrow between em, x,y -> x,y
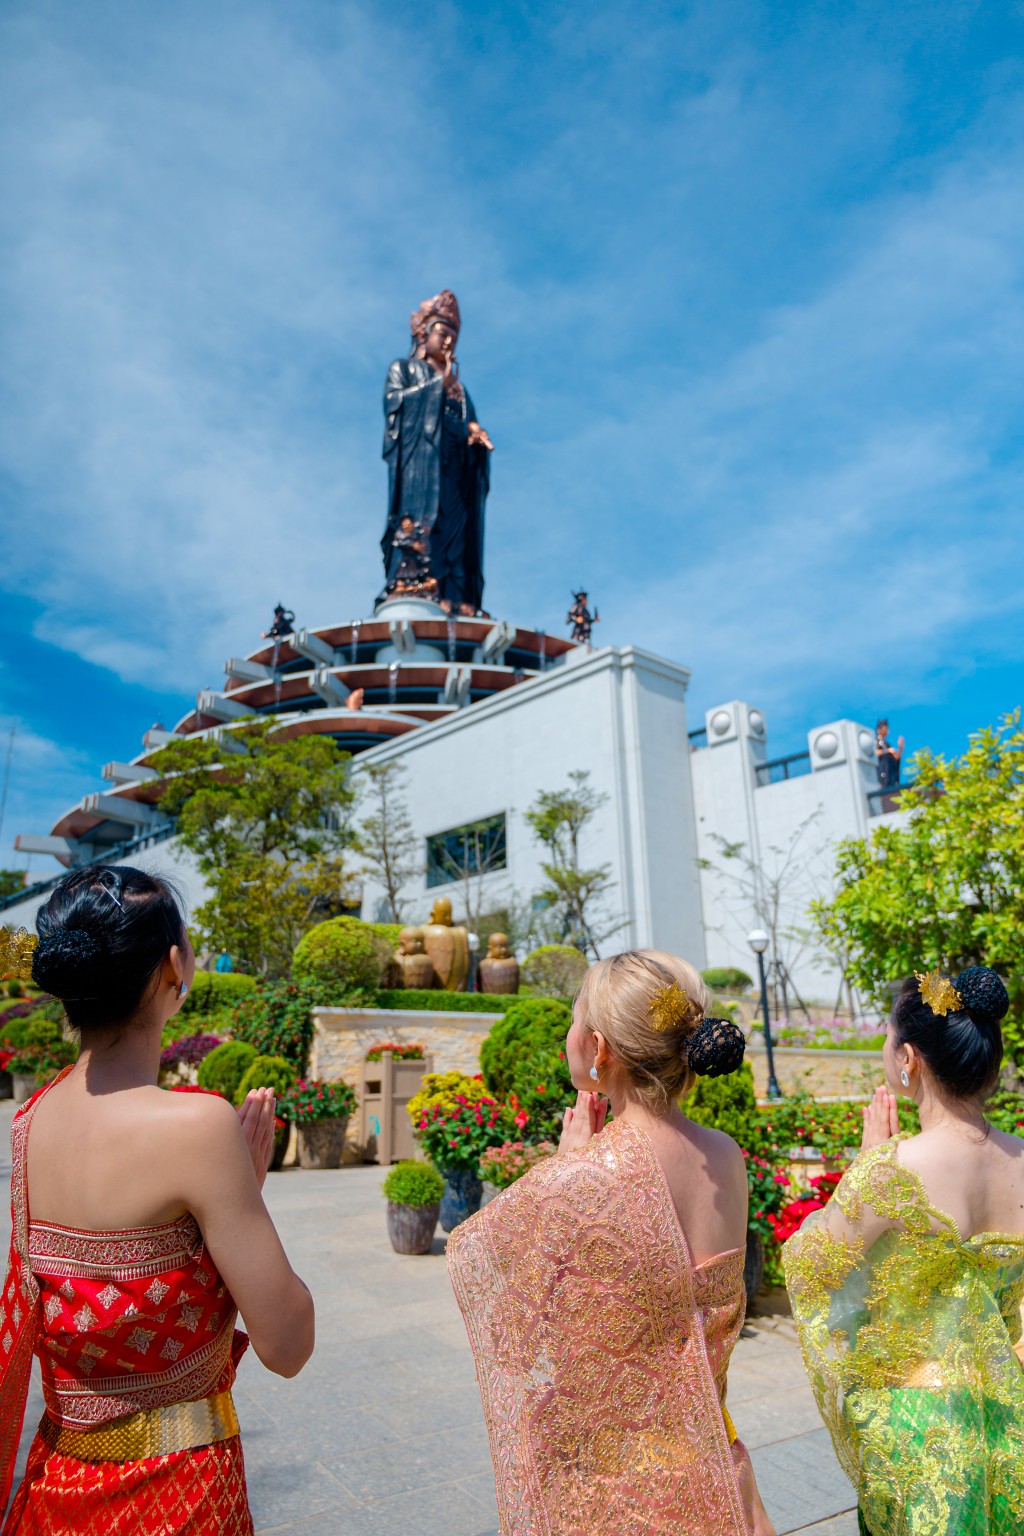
1,1100 -> 856,1533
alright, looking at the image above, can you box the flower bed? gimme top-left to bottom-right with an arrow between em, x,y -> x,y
479,1139 -> 556,1190
758,1017 -> 886,1051
365,1041 -> 425,1062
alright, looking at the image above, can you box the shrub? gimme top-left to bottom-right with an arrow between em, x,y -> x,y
363,921 -> 404,985
407,1071 -> 492,1126
415,1095 -> 507,1171
0,1019 -> 29,1049
745,1151 -> 795,1240
0,994 -> 53,1030
197,1041 -> 258,1099
25,1018 -> 64,1048
684,1064 -> 762,1150
365,1041 -> 425,1061
521,945 -> 588,999
181,972 -> 258,1016
479,1139 -> 557,1190
505,1045 -> 574,1143
701,967 -> 754,993
160,1033 -> 223,1072
8,1039 -> 77,1081
230,981 -> 318,1071
278,1079 -> 356,1121
479,999 -> 571,1099
382,1160 -> 445,1207
292,917 -> 382,1002
234,1054 -> 297,1106
6,980 -> 24,999
374,989 -> 518,1014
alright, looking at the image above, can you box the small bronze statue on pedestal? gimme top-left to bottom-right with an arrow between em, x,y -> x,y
262,603 -> 295,640
477,933 -> 519,996
386,517 -> 437,598
567,591 -> 599,646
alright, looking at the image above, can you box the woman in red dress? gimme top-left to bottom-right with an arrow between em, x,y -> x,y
0,864 -> 315,1533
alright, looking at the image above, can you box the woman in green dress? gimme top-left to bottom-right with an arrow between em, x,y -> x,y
784,965 -> 1024,1536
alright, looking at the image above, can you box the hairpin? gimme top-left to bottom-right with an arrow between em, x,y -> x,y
0,926 -> 38,982
915,969 -> 962,1017
648,982 -> 691,1032
97,870 -> 124,911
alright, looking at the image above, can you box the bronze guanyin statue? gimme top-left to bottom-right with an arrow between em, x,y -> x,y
380,291 -> 493,616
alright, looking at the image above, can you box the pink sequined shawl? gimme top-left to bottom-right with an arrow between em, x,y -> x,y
448,1119 -> 760,1536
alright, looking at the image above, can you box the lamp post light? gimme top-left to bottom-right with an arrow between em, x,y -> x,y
748,928 -> 782,1101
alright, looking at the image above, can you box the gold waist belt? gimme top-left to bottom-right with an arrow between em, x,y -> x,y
38,1389 -> 239,1463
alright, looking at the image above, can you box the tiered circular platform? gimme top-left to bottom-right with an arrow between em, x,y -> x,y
38,598 -> 578,865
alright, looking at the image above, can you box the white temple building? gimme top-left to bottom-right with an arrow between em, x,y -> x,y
3,595 -> 901,1004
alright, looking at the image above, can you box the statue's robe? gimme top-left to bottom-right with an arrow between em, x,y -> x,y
381,355 -> 489,611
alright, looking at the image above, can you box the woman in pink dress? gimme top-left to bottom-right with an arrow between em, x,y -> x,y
449,948 -> 775,1536
0,864 -> 315,1533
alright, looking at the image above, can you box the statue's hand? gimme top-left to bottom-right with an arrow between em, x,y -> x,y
468,421 -> 494,450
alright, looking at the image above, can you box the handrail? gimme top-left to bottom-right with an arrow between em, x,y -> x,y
755,751 -> 812,787
0,820 -> 179,915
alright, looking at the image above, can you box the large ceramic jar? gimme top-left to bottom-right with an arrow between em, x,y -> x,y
744,1229 -> 765,1307
297,1116 -> 348,1170
439,1166 -> 482,1231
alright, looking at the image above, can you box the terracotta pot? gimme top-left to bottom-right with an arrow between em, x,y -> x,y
297,1116 -> 348,1170
12,1073 -> 36,1105
439,1166 -> 482,1231
387,1201 -> 440,1255
0,1071 -> 12,1101
744,1229 -> 765,1306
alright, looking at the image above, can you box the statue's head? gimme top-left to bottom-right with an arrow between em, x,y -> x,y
399,926 -> 424,954
429,896 -> 453,926
410,290 -> 461,363
487,932 -> 510,959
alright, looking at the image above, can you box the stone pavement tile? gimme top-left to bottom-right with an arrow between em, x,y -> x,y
730,1382 -> 827,1448
457,1469 -> 500,1515
257,1480 -> 497,1536
750,1428 -> 855,1534
319,1422 -> 493,1505
243,1456 -> 359,1531
785,1514 -> 858,1536
364,1381 -> 492,1437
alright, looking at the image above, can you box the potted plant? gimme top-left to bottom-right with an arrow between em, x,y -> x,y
478,1139 -> 557,1204
365,1041 -> 425,1061
414,1093 -> 508,1231
278,1079 -> 356,1169
381,1160 -> 445,1254
7,1040 -> 78,1102
0,1046 -> 14,1101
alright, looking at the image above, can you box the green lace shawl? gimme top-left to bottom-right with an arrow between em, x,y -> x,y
783,1138 -> 1024,1536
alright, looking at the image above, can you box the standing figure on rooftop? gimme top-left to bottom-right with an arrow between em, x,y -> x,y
380,290 -> 493,616
567,590 -> 599,646
875,718 -> 904,789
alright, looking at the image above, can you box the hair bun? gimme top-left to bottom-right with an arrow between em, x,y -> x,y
31,928 -> 105,997
954,966 -> 1010,1026
687,1017 -> 746,1078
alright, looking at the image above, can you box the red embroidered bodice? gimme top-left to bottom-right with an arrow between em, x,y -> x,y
0,1071 -> 242,1504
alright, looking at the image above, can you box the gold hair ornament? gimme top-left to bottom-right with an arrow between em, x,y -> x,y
915,969 -> 962,1017
0,926 -> 37,983
648,982 -> 692,1033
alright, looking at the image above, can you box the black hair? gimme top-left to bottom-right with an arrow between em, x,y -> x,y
31,864 -> 187,1032
891,965 -> 1010,1099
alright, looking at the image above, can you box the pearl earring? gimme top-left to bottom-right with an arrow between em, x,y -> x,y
179,982 -> 189,1000
589,1066 -> 599,1082
900,1069 -> 910,1088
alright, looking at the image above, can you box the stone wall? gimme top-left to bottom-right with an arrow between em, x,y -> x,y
310,1006 -> 502,1087
748,1042 -> 883,1100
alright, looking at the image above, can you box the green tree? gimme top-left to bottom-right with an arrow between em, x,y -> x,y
152,720 -> 356,977
812,712 -> 1024,1058
0,870 -> 25,900
354,761 -> 420,923
524,770 -> 624,958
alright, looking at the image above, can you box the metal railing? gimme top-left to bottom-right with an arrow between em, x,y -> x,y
688,727 -> 708,750
0,820 -> 179,915
755,751 -> 812,787
867,783 -> 910,817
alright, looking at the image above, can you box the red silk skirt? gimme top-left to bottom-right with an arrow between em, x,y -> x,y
3,1431 -> 254,1535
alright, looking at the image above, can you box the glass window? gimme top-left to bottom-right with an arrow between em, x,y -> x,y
426,813 -> 507,889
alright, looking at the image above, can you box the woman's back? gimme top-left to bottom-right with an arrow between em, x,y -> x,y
645,1115 -> 749,1267
897,1125 -> 1024,1241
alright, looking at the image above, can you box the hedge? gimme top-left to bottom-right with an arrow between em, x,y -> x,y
181,972 -> 258,1016
234,1054 -> 297,1106
292,917 -> 382,1000
701,967 -> 753,993
479,999 -> 572,1100
374,989 -> 519,1014
521,945 -> 588,999
197,1041 -> 258,1100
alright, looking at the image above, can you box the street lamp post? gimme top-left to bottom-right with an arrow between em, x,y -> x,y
748,928 -> 781,1100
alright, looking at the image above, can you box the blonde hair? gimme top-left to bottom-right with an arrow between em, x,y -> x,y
575,949 -> 709,1111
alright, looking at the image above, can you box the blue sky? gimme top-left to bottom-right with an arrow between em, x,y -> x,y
2,0 -> 1024,868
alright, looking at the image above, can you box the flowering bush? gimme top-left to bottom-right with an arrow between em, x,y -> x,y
407,1071 -> 492,1127
7,1039 -> 77,1082
767,1016 -> 886,1051
415,1094 -> 508,1171
168,1084 -> 227,1099
365,1041 -> 424,1062
743,1150 -> 793,1240
0,994 -> 54,1026
479,1139 -> 557,1190
230,980 -> 318,1071
277,1079 -> 356,1122
159,1033 -> 223,1071
768,1171 -> 843,1245
0,1047 -> 15,1073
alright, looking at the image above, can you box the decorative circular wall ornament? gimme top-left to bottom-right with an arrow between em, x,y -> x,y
710,709 -> 733,738
858,730 -> 875,758
814,730 -> 840,761
748,710 -> 766,736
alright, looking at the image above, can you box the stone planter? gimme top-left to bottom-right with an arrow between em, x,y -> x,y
744,1229 -> 765,1307
387,1201 -> 440,1255
439,1166 -> 482,1231
480,1179 -> 502,1207
12,1073 -> 36,1105
297,1116 -> 348,1170
0,1070 -> 12,1101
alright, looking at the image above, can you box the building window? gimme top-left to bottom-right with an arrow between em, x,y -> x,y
426,813 -> 507,889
